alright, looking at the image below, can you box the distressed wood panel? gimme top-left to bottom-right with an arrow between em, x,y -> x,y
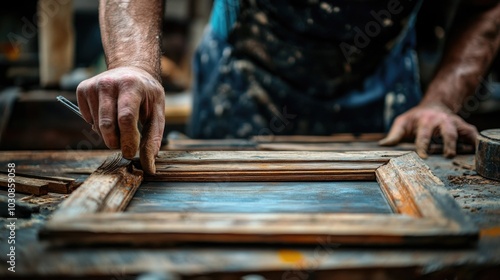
127,181 -> 393,214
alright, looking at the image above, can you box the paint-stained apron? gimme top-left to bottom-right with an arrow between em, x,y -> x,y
189,0 -> 423,138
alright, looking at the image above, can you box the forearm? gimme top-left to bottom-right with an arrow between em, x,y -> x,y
422,2 -> 500,112
99,0 -> 164,81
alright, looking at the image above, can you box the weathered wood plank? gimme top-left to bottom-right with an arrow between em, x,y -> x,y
0,151 -> 114,177
0,171 -> 76,194
380,153 -> 446,219
148,172 -> 375,182
49,153 -> 143,220
152,151 -> 408,164
165,135 -> 474,154
0,174 -> 49,195
253,134 -> 386,143
154,161 -> 383,171
376,160 -> 422,217
144,151 -> 390,181
389,153 -> 478,233
40,212 -> 474,246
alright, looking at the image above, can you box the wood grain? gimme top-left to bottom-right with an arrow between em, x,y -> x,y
0,150 -> 114,176
165,136 -> 474,154
40,212 -> 475,246
476,129 -> 500,181
143,151 -> 394,182
49,153 -> 143,220
153,150 -> 407,164
41,151 -> 478,246
252,134 -> 386,143
0,174 -> 48,195
0,171 -> 76,194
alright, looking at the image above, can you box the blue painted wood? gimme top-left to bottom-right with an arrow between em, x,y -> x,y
126,181 -> 393,214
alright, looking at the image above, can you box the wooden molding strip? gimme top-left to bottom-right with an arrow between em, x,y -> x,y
50,153 -> 143,220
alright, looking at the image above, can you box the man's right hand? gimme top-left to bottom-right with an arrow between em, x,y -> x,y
76,66 -> 165,174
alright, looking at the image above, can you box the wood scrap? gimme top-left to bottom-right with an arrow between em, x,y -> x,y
0,171 -> 76,193
0,174 -> 48,195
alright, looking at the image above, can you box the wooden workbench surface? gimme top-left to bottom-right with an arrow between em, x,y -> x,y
1,147 -> 500,279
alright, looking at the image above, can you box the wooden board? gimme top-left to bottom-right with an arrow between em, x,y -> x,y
40,151 -> 478,246
0,171 -> 76,194
0,173 -> 48,195
166,134 -> 475,154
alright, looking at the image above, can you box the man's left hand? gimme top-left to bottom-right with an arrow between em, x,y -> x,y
378,103 -> 478,158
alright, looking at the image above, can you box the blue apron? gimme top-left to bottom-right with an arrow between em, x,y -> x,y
189,0 -> 423,138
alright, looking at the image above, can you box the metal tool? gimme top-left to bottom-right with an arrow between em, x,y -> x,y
56,95 -> 83,119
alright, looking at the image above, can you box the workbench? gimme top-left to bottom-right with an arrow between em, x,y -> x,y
0,141 -> 499,279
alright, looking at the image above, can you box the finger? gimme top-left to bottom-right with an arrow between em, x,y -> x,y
98,83 -> 119,149
439,119 -> 458,158
139,103 -> 165,174
415,120 -> 436,159
379,117 -> 407,146
76,81 -> 94,125
117,92 -> 141,159
457,120 -> 479,145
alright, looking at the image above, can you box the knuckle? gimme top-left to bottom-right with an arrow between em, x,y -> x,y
441,129 -> 458,140
98,119 -> 115,131
465,122 -> 477,131
393,115 -> 407,126
76,81 -> 90,96
96,76 -> 116,91
118,74 -> 139,89
118,110 -> 136,126
418,128 -> 432,138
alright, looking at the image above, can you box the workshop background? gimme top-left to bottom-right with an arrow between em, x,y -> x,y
0,0 -> 499,150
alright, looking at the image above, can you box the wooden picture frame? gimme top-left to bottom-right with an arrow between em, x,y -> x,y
40,151 -> 478,246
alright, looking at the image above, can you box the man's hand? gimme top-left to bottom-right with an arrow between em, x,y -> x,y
379,103 -> 478,158
77,66 -> 165,174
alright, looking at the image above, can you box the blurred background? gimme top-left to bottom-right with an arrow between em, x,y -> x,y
0,0 -> 499,150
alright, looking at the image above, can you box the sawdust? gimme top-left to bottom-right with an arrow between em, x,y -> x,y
20,193 -> 68,205
447,174 -> 500,186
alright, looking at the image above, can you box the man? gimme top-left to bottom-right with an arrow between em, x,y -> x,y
77,0 -> 500,174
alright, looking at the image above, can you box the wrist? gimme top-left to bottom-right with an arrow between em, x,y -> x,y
421,75 -> 468,113
108,60 -> 161,82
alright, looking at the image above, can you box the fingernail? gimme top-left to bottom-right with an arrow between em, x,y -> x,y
444,149 -> 456,159
149,159 -> 156,174
122,146 -> 135,159
417,150 -> 428,159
